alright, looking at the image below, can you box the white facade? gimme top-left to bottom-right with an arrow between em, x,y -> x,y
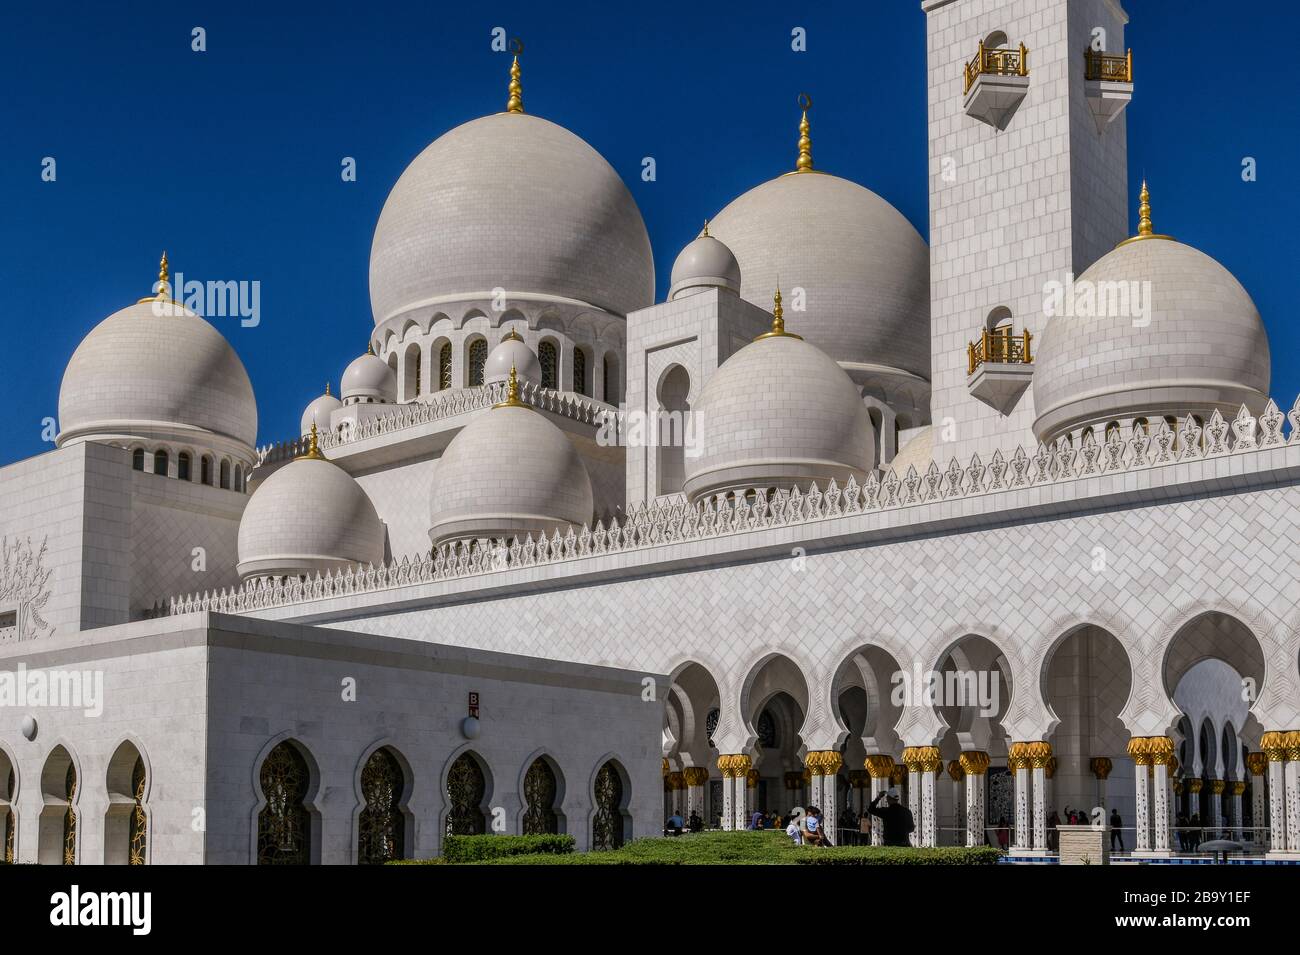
3,0 -> 1300,864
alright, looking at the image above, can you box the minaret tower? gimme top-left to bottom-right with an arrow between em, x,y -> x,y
922,0 -> 1133,461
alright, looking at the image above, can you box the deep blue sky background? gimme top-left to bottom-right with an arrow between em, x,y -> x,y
1,0 -> 1295,464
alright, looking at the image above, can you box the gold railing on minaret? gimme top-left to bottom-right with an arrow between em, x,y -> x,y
968,327 -> 1033,375
1084,47 -> 1133,82
963,42 -> 1028,94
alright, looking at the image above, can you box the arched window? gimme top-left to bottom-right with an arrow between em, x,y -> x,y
1104,421 -> 1122,443
105,743 -> 147,865
1133,417 -> 1149,436
522,758 -> 560,835
403,345 -> 422,400
439,342 -> 452,390
219,460 -> 231,490
592,760 -> 627,850
3,759 -> 14,864
467,339 -> 488,387
657,365 -> 691,496
358,748 -> 406,864
153,449 -> 169,477
62,763 -> 76,865
257,742 -> 311,865
234,464 -> 244,492
177,452 -> 191,482
705,709 -> 720,748
573,347 -> 587,395
757,709 -> 778,749
604,354 -> 619,404
538,341 -> 558,390
132,448 -> 145,471
445,752 -> 488,836
201,456 -> 213,486
38,746 -> 77,865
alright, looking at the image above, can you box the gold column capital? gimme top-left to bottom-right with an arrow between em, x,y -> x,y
1127,737 -> 1153,767
1245,752 -> 1268,776
1186,778 -> 1203,794
1210,779 -> 1226,795
1231,781 -> 1246,797
918,746 -> 943,774
683,767 -> 709,787
947,759 -> 963,782
718,754 -> 751,778
1148,736 -> 1175,766
746,768 -> 760,788
667,771 -> 684,791
959,751 -> 990,776
889,765 -> 907,786
662,757 -> 670,777
1285,730 -> 1300,761
1026,741 -> 1053,769
864,755 -> 895,779
848,769 -> 870,788
1090,756 -> 1113,780
1261,731 -> 1290,761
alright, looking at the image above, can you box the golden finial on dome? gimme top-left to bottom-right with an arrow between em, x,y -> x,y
367,341 -> 376,356
506,38 -> 524,114
503,327 -> 523,342
755,281 -> 803,341
299,423 -> 326,460
494,362 -> 530,409
325,382 -> 331,397
795,93 -> 813,173
1117,178 -> 1175,247
138,250 -> 175,304
701,219 -> 710,238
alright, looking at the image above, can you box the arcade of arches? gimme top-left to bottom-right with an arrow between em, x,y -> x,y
663,614 -> 1300,855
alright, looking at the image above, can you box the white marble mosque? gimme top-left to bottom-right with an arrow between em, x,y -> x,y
3,0 -> 1300,864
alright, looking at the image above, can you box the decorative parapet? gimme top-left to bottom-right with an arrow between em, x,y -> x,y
255,380 -> 619,468
1083,47 -> 1134,130
968,327 -> 1032,375
153,399 -> 1298,619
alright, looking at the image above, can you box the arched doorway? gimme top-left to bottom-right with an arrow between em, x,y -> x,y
1,750 -> 14,864
592,759 -> 629,850
522,757 -> 562,835
38,746 -> 77,865
105,741 -> 148,865
656,365 -> 691,496
257,741 -> 313,865
358,747 -> 407,864
664,661 -> 720,826
445,751 -> 490,836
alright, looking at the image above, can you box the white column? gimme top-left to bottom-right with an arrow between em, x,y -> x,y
1031,763 -> 1047,850
719,757 -> 737,831
821,754 -> 843,843
1265,741 -> 1288,851
734,758 -> 753,831
865,757 -> 892,846
961,752 -> 988,846
951,773 -> 964,846
1134,759 -> 1151,852
1230,782 -> 1244,842
907,762 -> 922,848
1285,749 -> 1300,851
1152,762 -> 1171,852
1248,758 -> 1268,847
1011,749 -> 1030,851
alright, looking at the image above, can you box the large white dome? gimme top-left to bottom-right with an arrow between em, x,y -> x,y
429,395 -> 593,546
237,450 -> 385,579
683,312 -> 874,501
1033,236 -> 1271,443
706,171 -> 930,374
58,299 -> 257,449
369,112 -> 654,325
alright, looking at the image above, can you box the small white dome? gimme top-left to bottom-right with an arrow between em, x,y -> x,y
669,232 -> 742,300
300,387 -> 342,436
683,316 -> 874,501
369,112 -> 654,325
237,450 -> 385,579
58,299 -> 257,450
484,333 -> 542,386
1032,236 -> 1271,443
429,397 -> 593,546
707,171 -> 929,374
342,350 -> 396,403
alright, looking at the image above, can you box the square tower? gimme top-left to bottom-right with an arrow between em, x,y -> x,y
922,0 -> 1132,464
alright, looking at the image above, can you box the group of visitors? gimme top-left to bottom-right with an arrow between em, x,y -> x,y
783,806 -> 832,846
664,810 -> 704,835
1175,813 -> 1204,851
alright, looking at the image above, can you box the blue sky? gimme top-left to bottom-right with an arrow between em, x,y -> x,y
1,0 -> 1295,464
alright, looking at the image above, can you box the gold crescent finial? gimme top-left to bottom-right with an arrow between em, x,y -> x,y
796,93 -> 813,173
701,219 -> 710,238
506,38 -> 524,114
325,382 -> 331,397
494,362 -> 530,409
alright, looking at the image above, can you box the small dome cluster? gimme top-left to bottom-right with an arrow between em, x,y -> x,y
341,345 -> 397,404
669,225 -> 742,300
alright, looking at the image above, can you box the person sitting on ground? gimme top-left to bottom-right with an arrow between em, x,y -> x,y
868,788 -> 915,847
688,810 -> 703,833
750,809 -> 764,830
803,805 -> 823,846
785,809 -> 804,846
667,811 -> 684,835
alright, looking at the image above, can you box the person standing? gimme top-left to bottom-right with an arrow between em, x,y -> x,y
867,788 -> 915,848
1109,808 -> 1124,851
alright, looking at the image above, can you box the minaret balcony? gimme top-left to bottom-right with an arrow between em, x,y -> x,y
962,42 -> 1029,129
967,328 -> 1033,414
1084,48 -> 1134,131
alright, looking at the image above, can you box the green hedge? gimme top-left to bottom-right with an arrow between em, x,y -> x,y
440,833 -> 575,863
792,845 -> 1002,865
